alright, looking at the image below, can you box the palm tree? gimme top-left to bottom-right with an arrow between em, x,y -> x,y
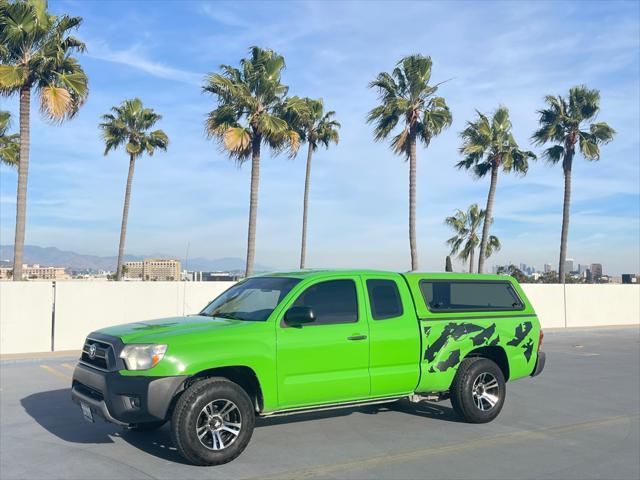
283,97 -> 340,269
532,86 -> 615,283
203,46 -> 302,277
368,54 -> 452,271
457,106 -> 535,274
100,99 -> 169,281
0,0 -> 88,281
0,110 -> 19,167
445,204 -> 500,273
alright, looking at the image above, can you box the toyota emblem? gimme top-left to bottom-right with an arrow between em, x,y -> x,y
88,344 -> 97,359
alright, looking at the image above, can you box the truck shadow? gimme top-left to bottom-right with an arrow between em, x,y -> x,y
20,388 -> 189,464
21,389 -> 461,465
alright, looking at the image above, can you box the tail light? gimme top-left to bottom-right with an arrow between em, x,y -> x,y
538,330 -> 544,351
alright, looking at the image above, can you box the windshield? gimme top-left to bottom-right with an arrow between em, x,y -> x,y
200,277 -> 301,321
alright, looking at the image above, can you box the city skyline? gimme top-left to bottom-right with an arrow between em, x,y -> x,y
0,1 -> 638,275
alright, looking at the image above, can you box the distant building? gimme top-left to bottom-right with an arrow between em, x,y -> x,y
544,263 -> 553,273
621,274 -> 638,284
123,259 -> 181,281
183,271 -> 240,282
586,269 -> 593,283
590,263 -> 603,280
0,264 -> 69,281
578,264 -> 590,275
565,258 -> 575,273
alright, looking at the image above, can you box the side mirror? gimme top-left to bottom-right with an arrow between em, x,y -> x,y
284,306 -> 315,327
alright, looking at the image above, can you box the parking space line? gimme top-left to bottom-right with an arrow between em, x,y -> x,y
61,363 -> 75,370
39,365 -> 71,381
252,414 -> 639,480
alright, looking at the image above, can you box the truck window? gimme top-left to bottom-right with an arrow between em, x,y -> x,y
290,279 -> 358,325
366,279 -> 403,320
200,277 -> 300,321
420,280 -> 524,313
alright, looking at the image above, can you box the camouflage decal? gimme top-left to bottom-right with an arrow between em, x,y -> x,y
471,324 -> 496,346
507,321 -> 533,346
424,322 -> 483,361
523,338 -> 534,362
435,349 -> 461,372
423,326 -> 431,336
488,335 -> 500,346
424,324 -> 455,361
460,324 -> 485,335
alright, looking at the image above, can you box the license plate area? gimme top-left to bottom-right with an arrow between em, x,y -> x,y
80,401 -> 94,423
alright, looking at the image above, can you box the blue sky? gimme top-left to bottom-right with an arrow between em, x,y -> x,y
1,0 -> 638,275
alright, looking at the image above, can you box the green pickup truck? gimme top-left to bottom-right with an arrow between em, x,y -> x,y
71,270 -> 545,465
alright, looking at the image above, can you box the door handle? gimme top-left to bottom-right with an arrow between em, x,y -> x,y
347,335 -> 367,341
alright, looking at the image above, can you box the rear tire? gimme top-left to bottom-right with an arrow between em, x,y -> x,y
450,357 -> 505,423
171,377 -> 255,466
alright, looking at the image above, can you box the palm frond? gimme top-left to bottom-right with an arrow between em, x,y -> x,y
99,98 -> 168,159
0,110 -> 19,167
459,105 -> 531,178
589,122 -> 615,143
485,235 -> 501,258
203,46 -> 291,163
533,85 -> 614,169
368,54 -> 450,157
578,131 -> 600,160
542,145 -> 565,165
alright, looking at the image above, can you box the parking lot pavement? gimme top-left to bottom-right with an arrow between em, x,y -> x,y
1,327 -> 639,480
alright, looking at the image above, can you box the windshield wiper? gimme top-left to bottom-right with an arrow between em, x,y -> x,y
210,312 -> 245,321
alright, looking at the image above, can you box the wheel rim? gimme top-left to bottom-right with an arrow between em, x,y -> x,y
196,399 -> 242,450
472,372 -> 500,411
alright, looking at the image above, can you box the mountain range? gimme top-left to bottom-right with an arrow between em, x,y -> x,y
0,245 -> 269,272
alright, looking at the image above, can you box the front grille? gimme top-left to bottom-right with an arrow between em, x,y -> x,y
73,381 -> 104,401
81,338 -> 116,371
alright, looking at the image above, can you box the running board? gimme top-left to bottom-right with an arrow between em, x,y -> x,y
409,392 -> 450,403
259,396 -> 405,418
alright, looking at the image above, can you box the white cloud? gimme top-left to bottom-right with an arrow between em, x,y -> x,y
85,39 -> 203,85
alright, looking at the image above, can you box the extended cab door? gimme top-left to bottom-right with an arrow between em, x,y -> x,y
363,274 -> 421,396
275,276 -> 370,408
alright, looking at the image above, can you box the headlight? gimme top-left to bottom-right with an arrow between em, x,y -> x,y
119,344 -> 167,370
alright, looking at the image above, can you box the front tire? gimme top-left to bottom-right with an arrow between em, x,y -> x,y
450,357 -> 505,423
171,377 -> 255,466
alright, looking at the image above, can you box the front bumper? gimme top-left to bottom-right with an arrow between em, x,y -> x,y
531,351 -> 546,377
71,362 -> 186,426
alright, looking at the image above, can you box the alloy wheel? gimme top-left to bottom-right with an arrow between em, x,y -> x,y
195,399 -> 242,450
472,372 -> 500,411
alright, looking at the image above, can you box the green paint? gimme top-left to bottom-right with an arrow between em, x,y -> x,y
94,270 -> 542,413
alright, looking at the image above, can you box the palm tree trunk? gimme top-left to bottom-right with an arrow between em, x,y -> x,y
299,143 -> 313,269
478,165 -> 499,273
469,248 -> 475,274
558,156 -> 573,284
12,85 -> 31,281
409,134 -> 418,271
245,135 -> 261,277
116,154 -> 136,281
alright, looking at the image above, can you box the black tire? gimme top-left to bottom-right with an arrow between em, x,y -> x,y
129,420 -> 166,432
171,377 -> 255,466
450,357 -> 506,424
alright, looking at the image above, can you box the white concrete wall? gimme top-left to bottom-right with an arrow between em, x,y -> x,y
521,284 -> 566,328
564,285 -> 640,328
53,282 -> 234,351
0,282 -> 54,354
0,283 -> 638,354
